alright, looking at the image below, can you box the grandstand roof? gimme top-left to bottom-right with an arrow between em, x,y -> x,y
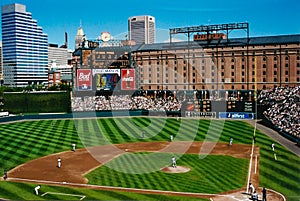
130,34 -> 300,52
73,34 -> 300,54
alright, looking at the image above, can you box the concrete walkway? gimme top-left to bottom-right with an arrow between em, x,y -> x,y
248,120 -> 300,157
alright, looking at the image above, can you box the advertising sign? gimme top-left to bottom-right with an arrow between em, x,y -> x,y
77,69 -> 92,91
121,69 -> 135,90
185,111 -> 216,118
92,69 -> 120,91
219,112 -> 254,119
95,74 -> 118,91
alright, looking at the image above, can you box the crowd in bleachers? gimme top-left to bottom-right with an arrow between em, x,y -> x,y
258,86 -> 300,138
71,95 -> 182,112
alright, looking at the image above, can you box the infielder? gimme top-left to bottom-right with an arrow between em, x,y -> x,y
57,157 -> 61,168
170,134 -> 173,142
3,169 -> 7,180
229,137 -> 233,146
34,185 -> 41,195
171,156 -> 177,168
72,143 -> 76,152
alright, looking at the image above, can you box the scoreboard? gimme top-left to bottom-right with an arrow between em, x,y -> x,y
194,101 -> 256,113
226,101 -> 255,113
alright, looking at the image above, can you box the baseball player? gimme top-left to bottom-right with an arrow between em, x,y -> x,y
271,143 -> 275,152
171,156 -> 177,168
249,183 -> 255,194
57,157 -> 61,168
141,130 -> 145,138
3,169 -> 7,180
34,185 -> 41,195
72,143 -> 76,152
229,137 -> 233,146
170,134 -> 173,142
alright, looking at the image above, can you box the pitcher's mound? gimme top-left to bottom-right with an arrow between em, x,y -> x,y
160,166 -> 191,173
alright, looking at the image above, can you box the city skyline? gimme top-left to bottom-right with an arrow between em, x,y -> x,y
0,0 -> 300,49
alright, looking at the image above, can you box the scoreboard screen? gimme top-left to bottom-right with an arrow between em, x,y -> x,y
226,101 -> 256,113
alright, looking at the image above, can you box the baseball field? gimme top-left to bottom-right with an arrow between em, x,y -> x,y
0,117 -> 299,200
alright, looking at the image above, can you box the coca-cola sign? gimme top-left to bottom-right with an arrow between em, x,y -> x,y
77,69 -> 92,91
121,69 -> 135,90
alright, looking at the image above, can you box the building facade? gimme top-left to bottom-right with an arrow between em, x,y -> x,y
1,3 -> 48,87
128,15 -> 155,45
132,35 -> 300,91
74,34 -> 300,92
75,26 -> 85,50
48,44 -> 72,68
0,42 -> 3,82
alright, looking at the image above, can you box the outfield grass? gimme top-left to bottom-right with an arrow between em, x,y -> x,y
0,181 -> 208,200
0,117 -> 299,200
86,153 -> 249,194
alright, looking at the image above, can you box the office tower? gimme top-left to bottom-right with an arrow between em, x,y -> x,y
128,15 -> 155,44
0,42 -> 3,81
48,44 -> 73,85
48,44 -> 72,69
1,3 -> 48,87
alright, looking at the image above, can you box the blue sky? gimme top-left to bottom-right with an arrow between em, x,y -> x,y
1,0 -> 299,50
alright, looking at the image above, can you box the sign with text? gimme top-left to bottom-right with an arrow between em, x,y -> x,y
77,69 -> 92,91
121,69 -> 135,90
219,112 -> 254,119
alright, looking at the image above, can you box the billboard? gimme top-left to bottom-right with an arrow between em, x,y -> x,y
121,69 -> 135,90
219,112 -> 254,119
93,69 -> 120,91
77,69 -> 92,91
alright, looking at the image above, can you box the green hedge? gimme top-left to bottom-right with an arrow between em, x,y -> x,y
3,91 -> 71,114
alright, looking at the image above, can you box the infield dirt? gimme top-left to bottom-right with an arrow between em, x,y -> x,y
8,142 -> 283,200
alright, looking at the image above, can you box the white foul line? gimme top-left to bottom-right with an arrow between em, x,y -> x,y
8,177 -> 234,198
41,192 -> 86,200
255,155 -> 257,174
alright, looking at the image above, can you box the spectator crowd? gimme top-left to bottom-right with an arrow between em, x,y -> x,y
72,95 -> 182,112
258,86 -> 300,139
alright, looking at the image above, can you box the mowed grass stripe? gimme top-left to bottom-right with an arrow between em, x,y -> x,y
102,118 -> 132,144
114,118 -> 142,140
0,118 -> 299,200
0,181 -> 209,201
85,153 -> 248,194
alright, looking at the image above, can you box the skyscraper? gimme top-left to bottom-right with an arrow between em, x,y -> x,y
1,3 -> 48,87
0,42 -> 3,82
128,15 -> 155,44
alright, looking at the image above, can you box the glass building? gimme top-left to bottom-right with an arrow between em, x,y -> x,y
1,3 -> 48,87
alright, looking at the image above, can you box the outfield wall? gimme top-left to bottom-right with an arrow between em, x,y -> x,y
0,110 -> 147,123
3,91 -> 71,114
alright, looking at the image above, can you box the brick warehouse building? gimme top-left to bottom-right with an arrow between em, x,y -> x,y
73,32 -> 300,92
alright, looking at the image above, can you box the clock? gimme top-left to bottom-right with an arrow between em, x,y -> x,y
100,32 -> 111,42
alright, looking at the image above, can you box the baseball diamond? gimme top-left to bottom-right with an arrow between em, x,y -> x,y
0,118 -> 299,200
